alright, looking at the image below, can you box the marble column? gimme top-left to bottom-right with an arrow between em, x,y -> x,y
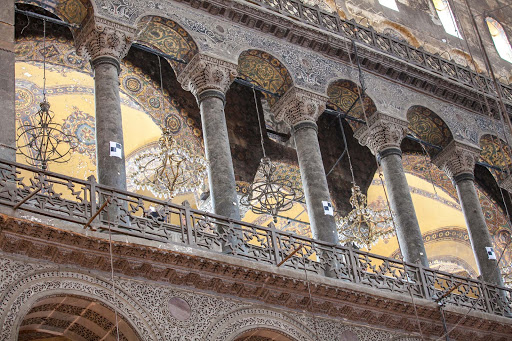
76,22 -> 133,191
434,141 -> 504,286
355,112 -> 428,267
178,54 -> 240,221
272,87 -> 338,244
0,0 -> 15,161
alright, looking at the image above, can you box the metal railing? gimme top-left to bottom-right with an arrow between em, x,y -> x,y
0,158 -> 510,316
244,0 -> 512,104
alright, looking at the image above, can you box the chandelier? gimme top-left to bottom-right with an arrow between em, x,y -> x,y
133,128 -> 207,199
241,157 -> 303,217
336,183 -> 393,250
132,56 -> 207,199
16,20 -> 76,170
240,87 -> 304,220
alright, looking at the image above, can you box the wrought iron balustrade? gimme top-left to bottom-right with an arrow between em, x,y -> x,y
245,0 -> 512,103
0,158 -> 510,317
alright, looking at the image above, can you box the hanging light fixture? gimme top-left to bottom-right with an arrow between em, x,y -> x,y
132,56 -> 207,199
334,115 -> 393,250
16,19 -> 76,170
240,87 -> 304,220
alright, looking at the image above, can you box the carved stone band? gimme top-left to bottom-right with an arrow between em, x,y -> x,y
177,54 -> 237,99
354,112 -> 409,155
90,56 -> 121,74
292,120 -> 318,134
271,87 -> 328,126
500,174 -> 512,193
377,147 -> 402,164
432,140 -> 480,179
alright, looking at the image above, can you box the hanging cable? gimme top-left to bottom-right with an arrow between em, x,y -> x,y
253,86 -> 267,158
106,202 -> 121,341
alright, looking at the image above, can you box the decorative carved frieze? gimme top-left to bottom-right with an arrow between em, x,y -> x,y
177,54 -> 237,98
499,174 -> 512,193
75,16 -> 135,62
271,87 -> 328,126
432,140 -> 480,179
354,112 -> 409,155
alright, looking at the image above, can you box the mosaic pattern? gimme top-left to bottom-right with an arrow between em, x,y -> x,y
407,106 -> 453,155
16,35 -> 202,145
238,50 -> 293,105
137,16 -> 199,73
479,135 -> 512,181
327,80 -> 377,130
17,0 -> 89,24
60,107 -> 96,160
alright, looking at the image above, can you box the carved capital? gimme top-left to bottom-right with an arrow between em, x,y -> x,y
354,112 -> 408,155
177,54 -> 238,99
271,87 -> 328,126
432,141 -> 480,180
499,175 -> 512,193
75,16 -> 135,64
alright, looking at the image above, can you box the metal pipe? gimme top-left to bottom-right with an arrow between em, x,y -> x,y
83,197 -> 111,230
13,187 -> 42,210
277,245 -> 303,267
14,8 -> 79,28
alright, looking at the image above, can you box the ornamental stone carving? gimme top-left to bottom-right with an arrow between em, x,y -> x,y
271,87 -> 328,126
432,140 -> 480,179
177,53 -> 238,98
353,112 -> 408,155
499,174 -> 512,193
75,16 -> 135,62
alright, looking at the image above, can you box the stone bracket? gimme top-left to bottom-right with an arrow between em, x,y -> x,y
354,112 -> 409,155
432,140 -> 481,179
271,87 -> 328,126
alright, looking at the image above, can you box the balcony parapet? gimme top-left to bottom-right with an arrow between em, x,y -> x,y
0,158 -> 511,323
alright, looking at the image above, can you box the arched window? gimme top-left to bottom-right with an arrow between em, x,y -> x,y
486,17 -> 512,63
433,0 -> 462,38
379,0 -> 399,11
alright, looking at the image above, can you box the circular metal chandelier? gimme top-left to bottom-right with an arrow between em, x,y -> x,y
16,20 -> 76,170
241,157 -> 303,217
132,127 -> 207,199
240,87 -> 304,219
132,56 -> 207,199
336,183 -> 393,250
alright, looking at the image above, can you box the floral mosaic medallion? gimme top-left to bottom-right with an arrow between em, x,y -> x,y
165,113 -> 182,134
61,107 -> 96,160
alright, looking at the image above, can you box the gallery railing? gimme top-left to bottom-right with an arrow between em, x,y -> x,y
0,158 -> 510,317
243,0 -> 512,103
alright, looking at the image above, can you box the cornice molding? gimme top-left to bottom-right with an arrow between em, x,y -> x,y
0,214 -> 511,340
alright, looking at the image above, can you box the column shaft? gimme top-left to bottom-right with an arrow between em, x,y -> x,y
0,0 -> 15,161
380,150 -> 428,266
199,91 -> 240,220
456,176 -> 503,285
293,122 -> 338,244
93,58 -> 127,191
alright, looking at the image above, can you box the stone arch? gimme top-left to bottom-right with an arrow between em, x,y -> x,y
0,270 -> 162,341
18,294 -> 141,340
326,79 -> 377,131
136,16 -> 199,74
234,328 -> 298,340
479,134 -> 512,182
203,307 -> 315,341
237,49 -> 293,104
406,105 -> 454,157
15,0 -> 94,26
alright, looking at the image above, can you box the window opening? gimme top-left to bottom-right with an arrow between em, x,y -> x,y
486,17 -> 512,63
379,0 -> 399,11
433,0 -> 462,38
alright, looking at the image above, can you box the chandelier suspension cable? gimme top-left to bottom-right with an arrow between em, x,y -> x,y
42,19 -> 47,98
342,37 -> 426,339
253,86 -> 267,158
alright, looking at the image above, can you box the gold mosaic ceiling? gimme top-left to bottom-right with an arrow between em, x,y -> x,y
407,105 -> 453,154
17,0 -> 90,24
479,134 -> 512,181
327,79 -> 377,130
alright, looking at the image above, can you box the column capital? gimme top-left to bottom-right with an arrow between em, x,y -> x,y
271,87 -> 328,126
177,54 -> 238,100
354,112 -> 408,155
432,140 -> 480,180
75,16 -> 135,66
499,175 -> 512,193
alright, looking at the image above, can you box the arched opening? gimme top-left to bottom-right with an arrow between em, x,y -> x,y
18,294 -> 140,340
234,328 -> 296,341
